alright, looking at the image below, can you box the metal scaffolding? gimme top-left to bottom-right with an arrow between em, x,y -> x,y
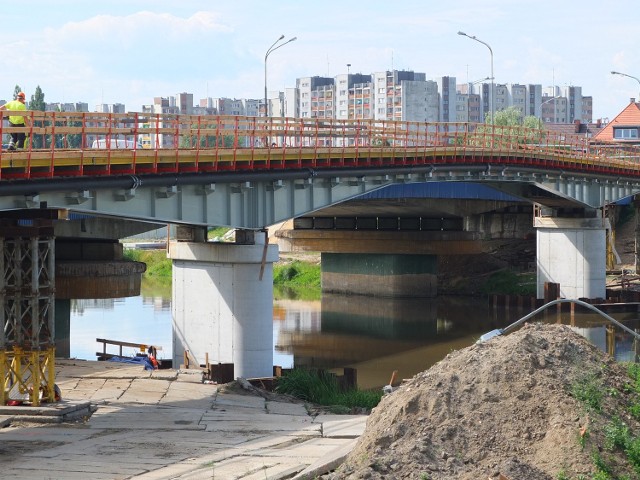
0,233 -> 55,406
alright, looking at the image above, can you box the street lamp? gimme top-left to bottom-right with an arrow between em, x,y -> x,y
541,96 -> 559,123
264,35 -> 297,117
468,76 -> 491,94
611,70 -> 640,101
458,31 -> 494,123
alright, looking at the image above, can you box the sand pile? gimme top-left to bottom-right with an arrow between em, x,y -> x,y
329,323 -> 640,479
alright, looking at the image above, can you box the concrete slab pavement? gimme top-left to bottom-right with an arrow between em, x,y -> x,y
0,359 -> 367,479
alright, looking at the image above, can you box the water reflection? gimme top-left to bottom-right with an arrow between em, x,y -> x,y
275,294 -> 511,389
69,279 -> 640,391
275,295 -> 640,389
70,296 -> 172,361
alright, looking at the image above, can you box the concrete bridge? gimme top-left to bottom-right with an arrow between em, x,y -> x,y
2,110 -> 640,401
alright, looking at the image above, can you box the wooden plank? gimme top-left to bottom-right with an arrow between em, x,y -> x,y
96,338 -> 163,351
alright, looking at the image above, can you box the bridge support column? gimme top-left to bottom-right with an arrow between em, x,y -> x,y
0,229 -> 56,406
322,253 -> 437,297
169,232 -> 279,378
536,216 -> 606,300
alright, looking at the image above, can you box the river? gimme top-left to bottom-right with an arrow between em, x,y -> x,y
69,280 -> 640,390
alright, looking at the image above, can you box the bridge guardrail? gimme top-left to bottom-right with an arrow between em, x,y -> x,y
0,110 -> 638,180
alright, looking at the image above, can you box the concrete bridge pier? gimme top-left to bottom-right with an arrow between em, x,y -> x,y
535,215 -> 606,300
169,230 -> 279,378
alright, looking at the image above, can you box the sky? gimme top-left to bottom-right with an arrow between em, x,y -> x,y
2,1 -> 639,121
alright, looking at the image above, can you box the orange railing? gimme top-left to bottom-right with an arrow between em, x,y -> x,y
0,110 -> 639,180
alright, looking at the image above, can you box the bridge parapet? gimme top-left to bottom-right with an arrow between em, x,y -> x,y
0,111 -> 638,182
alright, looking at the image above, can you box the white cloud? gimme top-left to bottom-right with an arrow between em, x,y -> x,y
0,10 -> 238,107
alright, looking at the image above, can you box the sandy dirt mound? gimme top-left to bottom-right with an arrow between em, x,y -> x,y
329,324 -> 640,479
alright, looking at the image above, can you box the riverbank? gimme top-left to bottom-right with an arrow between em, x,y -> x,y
0,359 -> 367,480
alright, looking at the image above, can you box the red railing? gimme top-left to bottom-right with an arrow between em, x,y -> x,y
0,110 -> 638,180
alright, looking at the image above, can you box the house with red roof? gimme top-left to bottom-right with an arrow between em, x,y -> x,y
591,98 -> 640,144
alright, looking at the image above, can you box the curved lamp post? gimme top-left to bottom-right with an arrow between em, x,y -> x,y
458,31 -> 494,123
264,35 -> 297,117
468,76 -> 491,93
611,70 -> 640,101
541,95 -> 560,123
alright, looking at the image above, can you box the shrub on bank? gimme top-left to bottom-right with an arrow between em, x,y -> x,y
123,249 -> 172,278
480,270 -> 536,296
273,261 -> 321,300
275,368 -> 383,411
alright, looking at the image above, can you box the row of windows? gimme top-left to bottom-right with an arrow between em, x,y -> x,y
614,128 -> 639,139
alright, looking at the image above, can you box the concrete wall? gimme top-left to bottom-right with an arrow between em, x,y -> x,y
536,217 -> 606,300
322,253 -> 437,297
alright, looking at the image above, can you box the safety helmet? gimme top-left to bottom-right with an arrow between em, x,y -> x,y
17,92 -> 25,99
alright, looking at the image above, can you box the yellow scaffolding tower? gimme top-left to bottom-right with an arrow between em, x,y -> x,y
0,233 -> 56,406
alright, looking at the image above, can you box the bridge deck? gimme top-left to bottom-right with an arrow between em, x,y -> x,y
0,111 -> 638,180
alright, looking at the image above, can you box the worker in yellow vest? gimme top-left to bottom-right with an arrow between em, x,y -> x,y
0,92 -> 30,150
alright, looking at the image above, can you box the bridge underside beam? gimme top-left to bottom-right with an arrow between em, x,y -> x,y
278,230 -> 484,255
0,165 -> 638,229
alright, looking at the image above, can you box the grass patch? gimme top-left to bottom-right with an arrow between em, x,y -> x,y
273,261 -> 321,300
208,226 -> 232,240
275,368 -> 382,411
124,248 -> 172,278
124,249 -> 322,300
570,371 -> 604,413
565,363 -> 640,478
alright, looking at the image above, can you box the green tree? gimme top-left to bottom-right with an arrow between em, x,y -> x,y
12,85 -> 22,101
490,106 -> 523,126
52,104 -> 82,148
180,122 -> 237,149
470,106 -> 547,148
29,86 -> 46,148
29,85 -> 45,111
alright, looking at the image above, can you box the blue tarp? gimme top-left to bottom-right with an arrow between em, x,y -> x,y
108,355 -> 155,370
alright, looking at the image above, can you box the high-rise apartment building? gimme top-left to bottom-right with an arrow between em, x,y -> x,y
468,93 -> 482,123
284,87 -> 299,118
402,79 -> 439,122
563,86 -> 591,123
455,92 -> 469,122
46,102 -> 89,112
507,84 -> 527,117
436,76 -> 456,123
349,75 -> 373,120
495,84 -> 509,114
95,103 -> 125,114
372,70 -> 434,122
297,76 -> 333,118
175,93 -> 194,115
312,84 -> 334,119
143,97 -> 179,115
582,96 -> 593,123
527,84 -> 543,117
141,97 -> 180,148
